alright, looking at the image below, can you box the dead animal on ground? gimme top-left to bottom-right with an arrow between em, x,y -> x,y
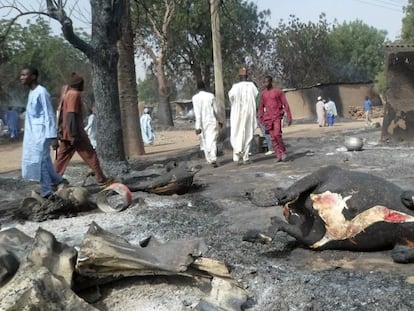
245,165 -> 414,263
124,161 -> 202,195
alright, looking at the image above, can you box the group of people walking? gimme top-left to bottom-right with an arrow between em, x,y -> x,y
192,67 -> 292,167
17,65 -> 376,196
19,67 -> 113,199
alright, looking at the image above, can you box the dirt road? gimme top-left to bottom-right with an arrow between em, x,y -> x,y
0,118 -> 374,173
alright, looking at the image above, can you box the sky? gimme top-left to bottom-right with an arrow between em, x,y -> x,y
2,0 -> 408,41
255,0 -> 408,40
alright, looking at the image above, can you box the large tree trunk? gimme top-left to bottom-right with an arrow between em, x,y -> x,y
90,0 -> 128,172
44,1 -> 128,173
118,0 -> 145,158
155,60 -> 174,126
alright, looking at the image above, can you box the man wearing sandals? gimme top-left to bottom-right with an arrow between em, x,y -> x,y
54,72 -> 112,187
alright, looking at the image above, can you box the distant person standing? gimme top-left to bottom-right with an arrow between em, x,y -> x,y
192,81 -> 222,167
316,96 -> 326,127
5,106 -> 19,139
84,107 -> 97,149
55,72 -> 112,187
140,108 -> 155,145
324,97 -> 338,127
364,96 -> 372,126
258,76 -> 292,162
20,67 -> 65,198
228,67 -> 258,165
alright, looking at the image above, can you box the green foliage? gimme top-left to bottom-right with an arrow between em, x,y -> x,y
218,0 -> 272,88
137,73 -> 158,104
328,20 -> 387,82
271,15 -> 387,87
133,2 -> 390,93
272,14 -> 332,88
0,17 -> 91,108
374,69 -> 386,94
137,72 -> 177,104
402,0 -> 414,42
135,0 -> 272,92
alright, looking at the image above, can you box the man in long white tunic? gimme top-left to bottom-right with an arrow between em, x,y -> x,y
84,107 -> 97,149
192,81 -> 221,167
140,108 -> 155,145
20,67 -> 64,198
316,96 -> 326,127
228,67 -> 258,164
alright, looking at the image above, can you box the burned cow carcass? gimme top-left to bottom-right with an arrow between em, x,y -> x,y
125,161 -> 201,195
246,165 -> 414,263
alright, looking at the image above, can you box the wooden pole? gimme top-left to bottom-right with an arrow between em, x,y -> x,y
210,0 -> 226,141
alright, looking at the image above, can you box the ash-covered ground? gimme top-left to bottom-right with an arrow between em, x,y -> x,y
1,120 -> 414,311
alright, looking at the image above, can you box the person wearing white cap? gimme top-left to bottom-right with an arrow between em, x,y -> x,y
140,107 -> 154,145
316,96 -> 326,127
228,67 -> 258,165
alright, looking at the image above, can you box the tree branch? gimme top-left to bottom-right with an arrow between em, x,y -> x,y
45,0 -> 93,56
136,34 -> 157,63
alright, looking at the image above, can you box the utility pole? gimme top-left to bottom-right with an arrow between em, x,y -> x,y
210,0 -> 226,140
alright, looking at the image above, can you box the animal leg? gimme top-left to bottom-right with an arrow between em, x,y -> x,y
268,216 -> 306,242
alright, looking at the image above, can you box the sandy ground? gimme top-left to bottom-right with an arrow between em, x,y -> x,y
0,118 -> 375,173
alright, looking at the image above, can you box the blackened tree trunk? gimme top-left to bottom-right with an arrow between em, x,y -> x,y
46,0 -> 128,173
118,0 -> 145,157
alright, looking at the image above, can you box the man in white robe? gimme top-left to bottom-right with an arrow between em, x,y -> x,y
140,108 -> 154,145
228,67 -> 258,164
316,96 -> 326,127
84,107 -> 97,149
192,81 -> 222,167
20,67 -> 64,198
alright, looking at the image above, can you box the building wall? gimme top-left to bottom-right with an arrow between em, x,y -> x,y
285,83 -> 380,120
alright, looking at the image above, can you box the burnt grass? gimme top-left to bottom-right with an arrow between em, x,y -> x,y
1,122 -> 414,310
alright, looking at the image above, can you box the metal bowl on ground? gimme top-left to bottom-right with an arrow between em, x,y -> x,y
344,136 -> 363,151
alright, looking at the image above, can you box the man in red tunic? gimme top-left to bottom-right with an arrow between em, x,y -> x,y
258,76 -> 292,162
54,72 -> 112,187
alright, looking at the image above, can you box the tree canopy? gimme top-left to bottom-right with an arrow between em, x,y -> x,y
270,15 -> 388,88
328,20 -> 387,82
402,0 -> 414,42
0,17 -> 91,108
